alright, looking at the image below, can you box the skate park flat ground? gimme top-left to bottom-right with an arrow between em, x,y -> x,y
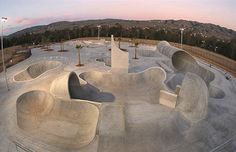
0,40 -> 236,152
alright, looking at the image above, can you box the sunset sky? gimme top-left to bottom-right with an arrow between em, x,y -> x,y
1,0 -> 236,35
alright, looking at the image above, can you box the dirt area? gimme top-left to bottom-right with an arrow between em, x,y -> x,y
0,45 -> 31,72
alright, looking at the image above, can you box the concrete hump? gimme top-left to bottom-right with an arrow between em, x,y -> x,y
16,90 -> 100,148
111,35 -> 129,73
176,72 -> 208,123
157,41 -> 215,85
14,61 -> 62,82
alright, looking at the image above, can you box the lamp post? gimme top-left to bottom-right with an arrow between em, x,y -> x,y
1,17 -> 9,91
215,46 -> 218,52
180,28 -> 185,49
97,25 -> 101,40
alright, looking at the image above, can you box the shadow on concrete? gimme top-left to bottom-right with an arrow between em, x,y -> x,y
69,72 -> 115,102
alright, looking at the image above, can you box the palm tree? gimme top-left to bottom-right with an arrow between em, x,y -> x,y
76,44 -> 84,66
133,42 -> 139,59
60,40 -> 64,51
118,37 -> 121,49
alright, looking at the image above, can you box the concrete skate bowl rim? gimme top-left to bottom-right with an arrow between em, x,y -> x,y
209,85 -> 225,99
79,67 -> 167,89
16,90 -> 100,149
13,60 -> 63,82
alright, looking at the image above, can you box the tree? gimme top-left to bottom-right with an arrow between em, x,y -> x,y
41,36 -> 50,51
133,42 -> 139,59
76,44 -> 84,66
60,40 -> 64,51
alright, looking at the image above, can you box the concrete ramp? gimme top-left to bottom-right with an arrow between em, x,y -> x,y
111,35 -> 129,73
176,73 -> 208,122
14,61 -> 62,81
16,90 -> 99,149
157,41 -> 215,85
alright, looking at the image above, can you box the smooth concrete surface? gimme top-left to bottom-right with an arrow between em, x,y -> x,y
0,38 -> 236,152
14,60 -> 62,82
16,90 -> 99,149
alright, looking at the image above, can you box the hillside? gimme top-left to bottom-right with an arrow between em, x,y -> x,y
4,19 -> 236,60
8,19 -> 236,40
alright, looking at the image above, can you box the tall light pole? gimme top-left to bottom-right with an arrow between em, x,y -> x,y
180,28 -> 185,49
1,17 -> 9,91
97,25 -> 101,40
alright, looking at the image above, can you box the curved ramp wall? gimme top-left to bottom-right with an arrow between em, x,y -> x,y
16,90 -> 99,148
157,41 -> 214,85
14,61 -> 62,81
50,72 -> 114,103
176,73 -> 208,123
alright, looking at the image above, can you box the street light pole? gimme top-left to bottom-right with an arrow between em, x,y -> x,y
180,28 -> 185,49
1,17 -> 9,91
97,25 -> 101,40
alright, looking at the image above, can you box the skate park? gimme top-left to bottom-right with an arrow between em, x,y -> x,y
0,36 -> 236,152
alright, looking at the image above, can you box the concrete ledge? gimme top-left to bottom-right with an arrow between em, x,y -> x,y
159,90 -> 177,108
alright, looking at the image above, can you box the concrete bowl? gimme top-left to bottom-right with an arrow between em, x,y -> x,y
14,61 -> 62,82
16,90 -> 100,149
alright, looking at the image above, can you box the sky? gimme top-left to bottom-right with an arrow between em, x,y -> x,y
0,0 -> 236,35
